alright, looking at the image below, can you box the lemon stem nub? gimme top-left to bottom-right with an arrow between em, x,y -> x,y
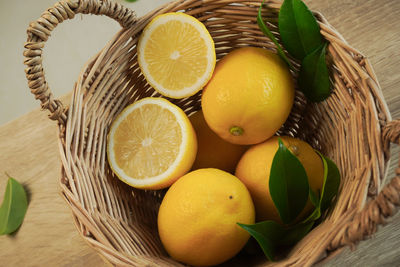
230,126 -> 244,136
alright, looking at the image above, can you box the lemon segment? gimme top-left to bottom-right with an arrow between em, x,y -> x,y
107,97 -> 197,190
138,12 -> 216,99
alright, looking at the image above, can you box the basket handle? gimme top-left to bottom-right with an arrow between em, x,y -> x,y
23,0 -> 136,125
329,119 -> 400,250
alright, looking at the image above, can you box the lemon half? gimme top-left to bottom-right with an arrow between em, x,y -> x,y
107,97 -> 197,190
137,12 -> 216,99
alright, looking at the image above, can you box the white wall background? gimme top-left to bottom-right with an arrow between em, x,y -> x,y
0,0 -> 171,125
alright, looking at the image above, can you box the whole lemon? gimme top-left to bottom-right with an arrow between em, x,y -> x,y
201,47 -> 294,145
189,111 -> 248,173
235,136 -> 324,223
158,168 -> 255,266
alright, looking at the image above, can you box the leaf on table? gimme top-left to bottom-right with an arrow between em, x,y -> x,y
269,138 -> 309,224
0,175 -> 28,235
278,0 -> 324,60
298,43 -> 331,102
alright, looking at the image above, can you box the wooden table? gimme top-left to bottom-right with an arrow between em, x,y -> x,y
1,0 -> 399,266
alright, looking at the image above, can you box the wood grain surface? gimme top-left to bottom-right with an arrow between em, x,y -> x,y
1,0 -> 399,266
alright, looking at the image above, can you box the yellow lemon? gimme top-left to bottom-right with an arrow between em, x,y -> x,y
189,110 -> 248,173
137,12 -> 216,99
235,136 -> 324,223
158,168 -> 255,266
201,47 -> 294,145
107,97 -> 197,190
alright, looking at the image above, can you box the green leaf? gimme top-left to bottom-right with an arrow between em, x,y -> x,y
0,176 -> 28,235
302,188 -> 321,222
238,220 -> 314,260
257,1 -> 294,69
279,0 -> 324,60
319,155 -> 341,213
298,43 -> 331,102
309,189 -> 319,207
238,221 -> 285,261
269,138 -> 309,224
125,0 -> 138,2
279,221 -> 314,246
301,204 -> 321,224
301,152 -> 340,224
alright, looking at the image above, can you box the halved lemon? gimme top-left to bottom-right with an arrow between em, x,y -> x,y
107,97 -> 197,190
137,12 -> 216,99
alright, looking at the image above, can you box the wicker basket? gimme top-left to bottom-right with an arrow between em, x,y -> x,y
24,0 -> 400,266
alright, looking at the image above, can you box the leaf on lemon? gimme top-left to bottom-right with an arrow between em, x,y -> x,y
0,176 -> 28,235
269,138 -> 309,224
309,188 -> 319,207
302,152 -> 340,224
319,155 -> 341,213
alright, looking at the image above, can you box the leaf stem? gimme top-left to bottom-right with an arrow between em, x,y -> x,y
257,1 -> 295,70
